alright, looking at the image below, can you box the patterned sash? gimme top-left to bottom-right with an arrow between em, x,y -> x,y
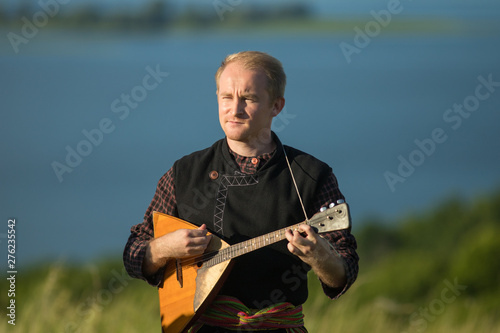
188,295 -> 307,332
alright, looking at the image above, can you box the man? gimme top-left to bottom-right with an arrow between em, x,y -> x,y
124,51 -> 358,332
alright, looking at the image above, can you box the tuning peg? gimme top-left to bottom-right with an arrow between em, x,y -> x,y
336,199 -> 345,204
328,202 -> 336,208
320,207 -> 327,212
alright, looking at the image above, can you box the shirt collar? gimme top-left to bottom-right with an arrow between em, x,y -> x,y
228,147 -> 275,174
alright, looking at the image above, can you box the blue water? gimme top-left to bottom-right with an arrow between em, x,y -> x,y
1,26 -> 500,267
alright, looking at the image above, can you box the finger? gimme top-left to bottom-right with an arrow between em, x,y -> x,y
189,225 -> 212,246
296,225 -> 317,240
286,230 -> 300,251
188,232 -> 213,246
198,224 -> 213,243
190,225 -> 209,237
290,230 -> 311,252
291,229 -> 312,247
287,242 -> 303,257
184,237 -> 211,255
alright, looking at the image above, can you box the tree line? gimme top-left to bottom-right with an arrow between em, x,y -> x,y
0,1 -> 313,30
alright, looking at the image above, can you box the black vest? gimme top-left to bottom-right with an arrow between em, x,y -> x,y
172,135 -> 332,308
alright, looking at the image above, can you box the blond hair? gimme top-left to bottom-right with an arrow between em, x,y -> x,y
215,51 -> 286,103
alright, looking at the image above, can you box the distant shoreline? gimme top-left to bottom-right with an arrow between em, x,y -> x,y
2,16 -> 499,37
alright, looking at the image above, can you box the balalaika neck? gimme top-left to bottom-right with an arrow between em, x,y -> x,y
203,221 -> 305,268
194,202 -> 350,269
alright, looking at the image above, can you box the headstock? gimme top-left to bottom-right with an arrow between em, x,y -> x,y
308,201 -> 350,233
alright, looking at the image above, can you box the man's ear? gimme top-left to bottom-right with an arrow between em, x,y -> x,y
271,97 -> 286,117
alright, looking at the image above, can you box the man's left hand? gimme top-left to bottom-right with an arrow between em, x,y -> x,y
285,224 -> 332,266
285,224 -> 347,289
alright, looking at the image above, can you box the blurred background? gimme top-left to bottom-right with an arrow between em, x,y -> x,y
1,0 -> 499,332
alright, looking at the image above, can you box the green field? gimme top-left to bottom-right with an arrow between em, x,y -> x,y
2,190 -> 500,332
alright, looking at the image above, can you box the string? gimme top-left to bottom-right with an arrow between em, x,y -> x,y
163,221 -> 305,275
178,225 -> 293,267
282,146 -> 345,259
282,146 -> 309,222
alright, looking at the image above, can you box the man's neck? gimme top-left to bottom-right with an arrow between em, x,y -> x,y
227,135 -> 276,157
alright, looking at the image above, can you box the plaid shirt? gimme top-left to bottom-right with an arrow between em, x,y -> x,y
123,148 -> 359,300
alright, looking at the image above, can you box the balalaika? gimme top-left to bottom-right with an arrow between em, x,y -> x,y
153,202 -> 351,333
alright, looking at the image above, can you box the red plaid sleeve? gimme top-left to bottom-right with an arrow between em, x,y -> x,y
313,172 -> 359,299
123,167 -> 176,286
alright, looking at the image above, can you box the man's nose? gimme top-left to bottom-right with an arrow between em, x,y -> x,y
230,98 -> 245,116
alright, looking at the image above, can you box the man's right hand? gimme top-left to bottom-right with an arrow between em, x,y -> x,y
142,224 -> 212,277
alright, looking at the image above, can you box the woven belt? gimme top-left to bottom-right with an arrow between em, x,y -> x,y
188,295 -> 307,332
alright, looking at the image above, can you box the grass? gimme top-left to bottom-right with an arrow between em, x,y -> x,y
2,191 -> 500,332
303,275 -> 499,333
1,261 -> 498,333
1,262 -> 160,332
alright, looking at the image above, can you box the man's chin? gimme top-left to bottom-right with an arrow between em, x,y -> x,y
225,134 -> 248,143
223,128 -> 248,141
226,133 -> 274,146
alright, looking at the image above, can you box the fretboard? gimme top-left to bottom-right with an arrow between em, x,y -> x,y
203,221 -> 305,268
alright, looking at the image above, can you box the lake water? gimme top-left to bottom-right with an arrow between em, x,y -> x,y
1,27 -> 500,266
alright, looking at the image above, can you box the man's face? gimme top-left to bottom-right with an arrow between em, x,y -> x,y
217,62 -> 281,145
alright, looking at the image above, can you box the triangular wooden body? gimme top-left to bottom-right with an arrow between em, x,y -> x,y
153,212 -> 232,333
